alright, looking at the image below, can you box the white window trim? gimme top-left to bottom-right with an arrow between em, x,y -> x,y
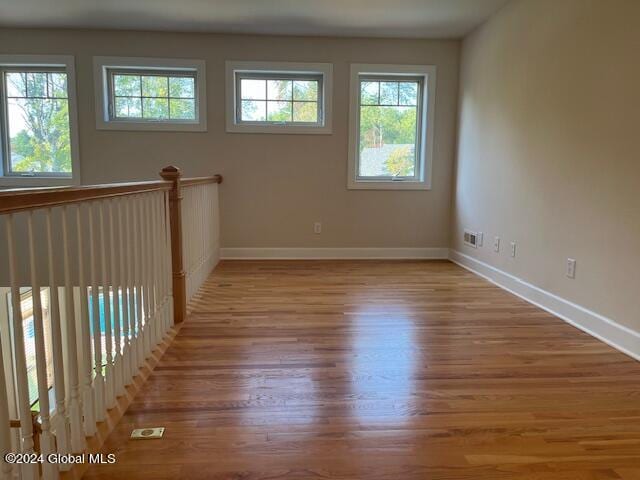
93,56 -> 207,132
347,64 -> 436,190
0,54 -> 81,187
225,61 -> 333,135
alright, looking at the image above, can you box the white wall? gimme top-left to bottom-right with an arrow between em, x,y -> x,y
0,28 -> 460,252
452,0 -> 640,334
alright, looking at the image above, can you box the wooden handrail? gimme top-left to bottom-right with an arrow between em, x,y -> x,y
0,175 -> 222,215
0,180 -> 171,214
182,174 -> 223,187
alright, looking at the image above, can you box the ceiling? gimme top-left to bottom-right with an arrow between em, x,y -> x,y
0,0 -> 510,39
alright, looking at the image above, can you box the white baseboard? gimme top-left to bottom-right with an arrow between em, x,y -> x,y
220,247 -> 450,260
449,250 -> 640,362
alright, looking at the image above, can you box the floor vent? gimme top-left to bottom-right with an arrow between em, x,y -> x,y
131,427 -> 165,439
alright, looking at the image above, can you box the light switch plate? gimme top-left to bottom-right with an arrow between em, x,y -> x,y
567,258 -> 576,279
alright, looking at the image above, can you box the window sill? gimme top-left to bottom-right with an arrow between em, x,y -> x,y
226,122 -> 332,135
0,176 -> 78,188
95,120 -> 207,132
347,179 -> 431,191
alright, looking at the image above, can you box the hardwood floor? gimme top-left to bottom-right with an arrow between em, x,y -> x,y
84,260 -> 640,480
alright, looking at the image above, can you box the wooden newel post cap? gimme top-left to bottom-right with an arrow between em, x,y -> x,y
160,165 -> 182,181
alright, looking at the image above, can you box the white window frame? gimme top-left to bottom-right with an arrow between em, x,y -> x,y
347,64 -> 436,190
93,56 -> 207,132
0,54 -> 80,187
225,61 -> 333,135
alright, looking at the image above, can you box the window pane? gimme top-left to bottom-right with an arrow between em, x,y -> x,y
142,98 -> 169,119
6,72 -> 27,97
48,73 -> 68,98
240,79 -> 266,100
169,77 -> 195,98
7,97 -> 72,174
267,101 -> 292,122
360,81 -> 379,105
380,82 -> 398,105
399,82 -> 418,106
141,75 -> 169,98
169,99 -> 196,120
241,100 -> 266,121
293,102 -> 318,123
115,97 -> 142,118
358,105 -> 417,177
26,72 -> 46,97
267,80 -> 292,101
293,81 -> 318,101
113,74 -> 141,97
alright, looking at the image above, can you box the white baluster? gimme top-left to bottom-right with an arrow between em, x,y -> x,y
147,194 -> 156,353
182,188 -> 188,301
76,205 -> 96,435
5,214 -> 38,480
125,197 -> 138,380
156,193 -> 165,338
115,198 -> 127,395
98,202 -> 115,409
45,208 -> 70,467
132,196 -> 145,370
200,184 -> 205,280
61,206 -> 84,452
148,195 -> 158,350
27,212 -> 57,479
88,204 -> 105,422
164,192 -> 174,330
141,195 -> 152,359
153,192 -> 164,344
146,194 -> 157,352
0,333 -> 14,480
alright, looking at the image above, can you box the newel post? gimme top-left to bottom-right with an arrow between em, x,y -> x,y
160,166 -> 187,324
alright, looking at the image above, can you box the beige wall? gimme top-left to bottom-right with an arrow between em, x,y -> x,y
452,0 -> 640,331
0,28 -> 460,249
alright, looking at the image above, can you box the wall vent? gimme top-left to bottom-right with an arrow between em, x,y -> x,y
464,230 -> 478,248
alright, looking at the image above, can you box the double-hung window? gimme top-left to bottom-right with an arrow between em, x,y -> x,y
0,55 -> 80,186
94,57 -> 206,131
226,61 -> 333,134
348,64 -> 436,190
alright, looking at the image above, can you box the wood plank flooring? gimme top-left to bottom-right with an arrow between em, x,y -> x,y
84,260 -> 640,480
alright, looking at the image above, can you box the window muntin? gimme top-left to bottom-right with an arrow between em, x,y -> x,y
357,76 -> 422,181
107,69 -> 197,122
1,68 -> 72,177
235,73 -> 322,126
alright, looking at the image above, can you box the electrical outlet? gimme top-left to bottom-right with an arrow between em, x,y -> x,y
510,241 -> 516,258
566,258 -> 576,279
313,222 -> 322,234
493,236 -> 500,252
477,232 -> 484,247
